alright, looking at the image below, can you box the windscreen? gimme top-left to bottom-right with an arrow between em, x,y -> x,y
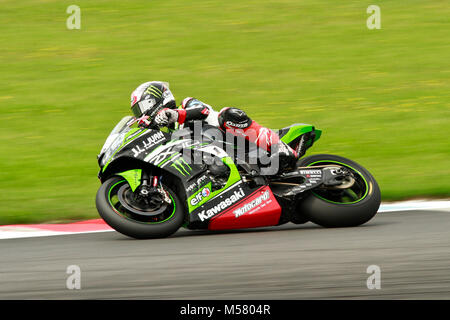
100,116 -> 134,155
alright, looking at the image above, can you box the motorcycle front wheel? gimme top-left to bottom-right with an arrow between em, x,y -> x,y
96,176 -> 184,239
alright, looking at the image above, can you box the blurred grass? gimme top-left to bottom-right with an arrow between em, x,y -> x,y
0,0 -> 449,224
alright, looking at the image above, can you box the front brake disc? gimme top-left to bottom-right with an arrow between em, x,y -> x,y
117,184 -> 168,216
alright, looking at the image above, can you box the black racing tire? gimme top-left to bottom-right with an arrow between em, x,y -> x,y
296,154 -> 381,228
96,176 -> 184,239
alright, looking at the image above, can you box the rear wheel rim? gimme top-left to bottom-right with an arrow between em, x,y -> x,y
307,160 -> 369,204
108,180 -> 176,224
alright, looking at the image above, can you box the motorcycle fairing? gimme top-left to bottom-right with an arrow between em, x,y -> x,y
116,169 -> 142,192
278,123 -> 322,148
208,185 -> 282,230
100,129 -> 206,184
187,181 -> 282,230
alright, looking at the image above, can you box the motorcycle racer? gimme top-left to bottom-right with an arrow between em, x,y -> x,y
130,81 -> 298,173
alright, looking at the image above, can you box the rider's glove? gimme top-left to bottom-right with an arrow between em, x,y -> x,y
154,108 -> 179,127
136,115 -> 151,127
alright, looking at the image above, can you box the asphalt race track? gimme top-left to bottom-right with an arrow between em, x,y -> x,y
1,209 -> 450,299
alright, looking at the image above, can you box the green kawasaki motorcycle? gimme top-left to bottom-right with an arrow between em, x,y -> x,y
96,116 -> 381,239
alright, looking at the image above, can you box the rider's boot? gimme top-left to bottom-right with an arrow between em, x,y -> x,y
269,140 -> 299,174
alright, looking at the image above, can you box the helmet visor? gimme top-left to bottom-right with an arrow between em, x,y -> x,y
131,98 -> 161,118
131,102 -> 144,118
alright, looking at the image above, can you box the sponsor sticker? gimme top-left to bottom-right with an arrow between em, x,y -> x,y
299,169 -> 322,175
198,188 -> 245,221
226,121 -> 248,129
190,186 -> 212,206
233,191 -> 270,218
132,131 -> 166,157
186,175 -> 209,193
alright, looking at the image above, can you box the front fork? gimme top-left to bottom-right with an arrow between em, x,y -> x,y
144,172 -> 172,204
138,170 -> 153,197
117,169 -> 171,204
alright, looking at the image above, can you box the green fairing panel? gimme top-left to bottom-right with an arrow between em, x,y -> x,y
187,156 -> 241,212
279,124 -> 322,144
117,169 -> 142,192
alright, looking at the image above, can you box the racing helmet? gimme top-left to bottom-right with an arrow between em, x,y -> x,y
130,81 -> 176,119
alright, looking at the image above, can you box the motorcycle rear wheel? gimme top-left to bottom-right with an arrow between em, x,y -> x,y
295,154 -> 381,227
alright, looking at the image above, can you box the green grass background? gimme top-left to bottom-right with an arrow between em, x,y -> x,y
0,0 -> 449,224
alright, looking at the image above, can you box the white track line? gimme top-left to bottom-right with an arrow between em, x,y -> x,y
379,200 -> 450,212
0,200 -> 449,240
